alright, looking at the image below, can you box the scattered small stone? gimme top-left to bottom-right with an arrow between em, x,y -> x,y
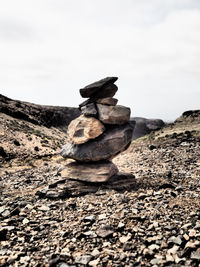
96,225 -> 114,238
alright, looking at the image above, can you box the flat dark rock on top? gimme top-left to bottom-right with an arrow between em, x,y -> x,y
80,77 -> 118,98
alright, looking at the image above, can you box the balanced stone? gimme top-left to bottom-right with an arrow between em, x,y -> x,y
80,103 -> 97,117
67,115 -> 104,145
80,76 -> 118,98
96,97 -> 118,106
97,104 -> 131,125
60,123 -> 134,162
61,161 -> 118,182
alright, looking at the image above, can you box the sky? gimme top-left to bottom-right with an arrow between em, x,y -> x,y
0,0 -> 200,121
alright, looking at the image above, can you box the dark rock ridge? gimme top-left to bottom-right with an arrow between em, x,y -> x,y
175,110 -> 200,123
131,117 -> 165,139
0,94 -> 80,131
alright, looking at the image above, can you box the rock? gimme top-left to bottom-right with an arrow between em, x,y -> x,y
80,103 -> 97,117
61,161 -> 118,182
67,115 -> 105,145
131,117 -> 165,139
60,123 -> 134,162
96,97 -> 118,106
80,77 -> 118,98
191,250 -> 200,260
75,255 -> 92,265
96,225 -> 114,238
97,104 -> 130,125
119,233 -> 132,243
168,236 -> 182,245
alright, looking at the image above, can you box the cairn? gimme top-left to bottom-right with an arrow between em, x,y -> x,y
60,77 -> 135,182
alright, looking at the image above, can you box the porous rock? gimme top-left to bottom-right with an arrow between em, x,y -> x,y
97,104 -> 130,125
80,77 -> 118,98
60,123 -> 134,162
61,161 -> 118,182
67,115 -> 105,145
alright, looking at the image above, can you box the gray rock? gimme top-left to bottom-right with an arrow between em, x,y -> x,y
67,115 -> 105,145
131,117 -> 165,139
61,161 -> 118,182
60,123 -> 134,162
96,97 -> 118,106
80,103 -> 97,117
97,104 -> 130,125
96,225 -> 114,238
80,77 -> 118,98
75,255 -> 92,265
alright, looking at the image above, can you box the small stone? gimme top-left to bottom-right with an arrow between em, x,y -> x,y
96,225 -> 114,238
166,253 -> 174,262
168,236 -> 182,245
96,97 -> 118,106
168,245 -> 179,254
117,222 -> 125,229
148,244 -> 159,251
189,229 -> 196,237
191,250 -> 200,260
183,234 -> 189,241
91,248 -> 100,257
97,104 -> 130,125
88,258 -> 100,266
67,115 -> 104,145
75,255 -> 92,265
80,103 -> 97,117
185,241 -> 199,249
38,205 -> 50,211
84,215 -> 96,222
119,233 -> 132,243
22,218 -> 29,224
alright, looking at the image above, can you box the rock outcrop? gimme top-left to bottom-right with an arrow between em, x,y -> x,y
131,117 -> 165,139
0,94 -> 80,132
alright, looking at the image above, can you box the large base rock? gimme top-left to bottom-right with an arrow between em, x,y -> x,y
61,161 -> 118,182
36,172 -> 136,199
67,115 -> 104,145
97,104 -> 131,125
60,123 -> 134,162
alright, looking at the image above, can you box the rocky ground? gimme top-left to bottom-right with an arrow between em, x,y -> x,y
0,110 -> 200,266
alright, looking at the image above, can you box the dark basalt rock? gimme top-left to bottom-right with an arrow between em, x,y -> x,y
60,123 -> 134,162
80,77 -> 118,98
80,103 -> 97,117
131,117 -> 165,139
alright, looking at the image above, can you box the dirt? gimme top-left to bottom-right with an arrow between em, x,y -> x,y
0,109 -> 200,266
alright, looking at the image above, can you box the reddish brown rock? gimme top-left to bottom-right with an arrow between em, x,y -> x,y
67,115 -> 105,145
97,104 -> 130,125
96,97 -> 118,106
61,161 -> 118,182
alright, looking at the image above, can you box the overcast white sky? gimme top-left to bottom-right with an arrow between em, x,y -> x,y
0,0 -> 200,121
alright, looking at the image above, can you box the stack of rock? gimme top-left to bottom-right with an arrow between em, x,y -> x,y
60,77 -> 135,183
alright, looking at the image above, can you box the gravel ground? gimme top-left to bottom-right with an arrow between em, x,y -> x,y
1,130 -> 200,267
